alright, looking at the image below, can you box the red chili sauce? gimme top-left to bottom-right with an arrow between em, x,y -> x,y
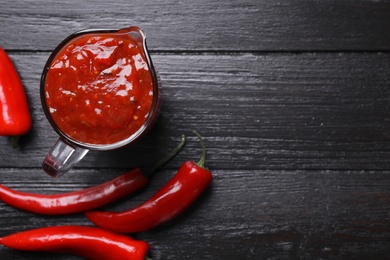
45,33 -> 153,145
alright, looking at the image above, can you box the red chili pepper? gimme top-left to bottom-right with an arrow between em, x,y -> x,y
0,47 -> 31,145
0,135 -> 186,215
0,168 -> 146,215
0,225 -> 149,260
85,131 -> 212,233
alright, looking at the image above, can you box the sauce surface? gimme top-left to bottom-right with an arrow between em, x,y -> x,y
45,33 -> 153,145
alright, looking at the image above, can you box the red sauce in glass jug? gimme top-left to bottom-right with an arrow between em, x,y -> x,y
44,33 -> 153,145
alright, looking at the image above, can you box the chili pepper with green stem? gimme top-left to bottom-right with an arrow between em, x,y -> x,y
0,47 -> 31,146
0,135 -> 186,215
85,131 -> 212,233
0,225 -> 149,260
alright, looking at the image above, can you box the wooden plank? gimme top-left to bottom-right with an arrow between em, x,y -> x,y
1,0 -> 390,51
1,52 -> 390,170
0,169 -> 388,259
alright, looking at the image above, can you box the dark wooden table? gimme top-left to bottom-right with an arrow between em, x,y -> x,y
1,1 -> 390,259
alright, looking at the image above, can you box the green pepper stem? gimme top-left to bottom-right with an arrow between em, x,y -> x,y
9,135 -> 21,149
193,130 -> 206,168
147,134 -> 186,174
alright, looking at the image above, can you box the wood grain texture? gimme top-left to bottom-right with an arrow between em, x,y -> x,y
0,169 -> 389,259
1,52 -> 390,171
1,0 -> 390,51
1,0 -> 390,259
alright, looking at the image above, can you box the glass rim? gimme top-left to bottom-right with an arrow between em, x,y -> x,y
40,26 -> 160,150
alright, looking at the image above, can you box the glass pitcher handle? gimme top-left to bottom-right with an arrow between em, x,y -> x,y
42,138 -> 89,177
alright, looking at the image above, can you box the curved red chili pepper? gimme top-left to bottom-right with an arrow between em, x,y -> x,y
0,135 -> 186,215
0,225 -> 149,260
0,168 -> 147,215
0,47 -> 31,141
85,131 -> 212,233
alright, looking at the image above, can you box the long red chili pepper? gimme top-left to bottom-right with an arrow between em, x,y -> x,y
85,131 -> 212,233
0,47 -> 31,145
0,135 -> 186,215
0,225 -> 149,260
0,168 -> 146,215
